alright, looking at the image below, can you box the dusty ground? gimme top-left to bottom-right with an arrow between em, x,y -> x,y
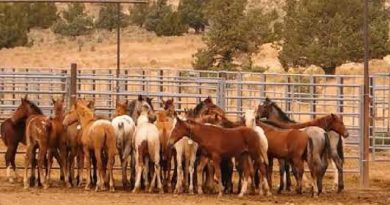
1,155 -> 390,205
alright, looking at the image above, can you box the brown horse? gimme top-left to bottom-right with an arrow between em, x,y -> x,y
255,120 -> 309,194
257,98 -> 347,192
63,99 -> 95,187
1,96 -> 40,183
46,98 -> 69,188
115,99 -> 129,117
162,98 -> 176,117
168,118 -> 271,197
73,99 -> 117,192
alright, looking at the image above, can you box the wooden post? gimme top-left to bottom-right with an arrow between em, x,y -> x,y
310,76 -> 316,119
70,63 -> 77,106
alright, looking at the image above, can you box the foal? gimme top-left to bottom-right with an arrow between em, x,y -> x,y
74,100 -> 117,192
168,118 -> 271,197
112,100 -> 136,188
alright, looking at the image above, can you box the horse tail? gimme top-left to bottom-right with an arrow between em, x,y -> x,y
321,132 -> 331,159
307,137 -> 314,163
45,118 -> 53,137
260,143 -> 269,166
337,135 -> 344,161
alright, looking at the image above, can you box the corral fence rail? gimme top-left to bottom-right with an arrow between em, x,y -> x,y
0,64 -> 389,174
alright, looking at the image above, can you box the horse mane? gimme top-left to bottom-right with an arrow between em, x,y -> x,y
258,119 -> 289,129
193,102 -> 205,116
25,99 -> 43,114
270,102 -> 296,123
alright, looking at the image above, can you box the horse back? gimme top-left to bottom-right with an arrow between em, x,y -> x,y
85,120 -> 116,152
25,115 -> 51,145
1,118 -> 26,146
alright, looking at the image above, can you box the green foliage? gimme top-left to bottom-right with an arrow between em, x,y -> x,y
95,4 -> 129,31
193,0 -> 278,71
0,3 -> 29,49
52,3 -> 93,37
25,3 -> 58,29
279,0 -> 390,75
129,4 -> 149,27
143,0 -> 186,36
177,0 -> 208,33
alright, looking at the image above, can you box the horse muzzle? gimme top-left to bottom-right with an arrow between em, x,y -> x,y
343,131 -> 350,138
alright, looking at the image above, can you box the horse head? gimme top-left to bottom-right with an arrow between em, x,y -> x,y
11,97 -> 42,123
52,97 -> 65,118
168,116 -> 191,148
115,99 -> 129,117
244,109 -> 257,128
327,114 -> 349,138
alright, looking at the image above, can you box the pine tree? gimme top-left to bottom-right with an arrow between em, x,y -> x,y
95,3 -> 129,31
0,3 -> 29,49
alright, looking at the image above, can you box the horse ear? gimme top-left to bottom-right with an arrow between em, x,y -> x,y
87,100 -> 94,108
331,113 -> 336,119
138,95 -> 143,101
171,98 -> 174,102
52,98 -> 56,105
124,99 -> 129,105
161,99 -> 166,104
24,94 -> 28,100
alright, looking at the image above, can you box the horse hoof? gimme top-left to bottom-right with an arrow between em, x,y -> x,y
85,186 -> 91,191
23,184 -> 29,190
238,193 -> 244,198
197,188 -> 203,195
189,190 -> 194,195
266,191 -> 272,197
9,178 -> 15,184
159,189 -> 164,194
217,192 -> 223,198
43,184 -> 49,190
66,182 -> 72,188
110,187 -> 115,193
132,187 -> 140,193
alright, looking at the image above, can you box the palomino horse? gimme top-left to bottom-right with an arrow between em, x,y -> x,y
168,118 -> 272,197
255,119 -> 309,195
257,98 -> 347,192
155,110 -> 175,191
131,106 -> 163,193
63,99 -> 95,187
73,100 -> 117,192
112,100 -> 136,189
128,95 -> 156,124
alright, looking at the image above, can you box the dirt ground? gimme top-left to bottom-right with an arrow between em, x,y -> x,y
0,162 -> 390,205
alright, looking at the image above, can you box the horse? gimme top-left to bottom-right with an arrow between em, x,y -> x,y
162,98 -> 176,117
130,108 -> 163,193
168,118 -> 272,197
1,96 -> 39,183
128,95 -> 156,124
46,98 -> 69,188
73,100 -> 117,192
22,105 -> 51,189
155,110 -> 175,191
63,99 -> 95,187
112,100 -> 136,189
192,96 -> 225,118
257,98 -> 347,192
254,119 -> 309,195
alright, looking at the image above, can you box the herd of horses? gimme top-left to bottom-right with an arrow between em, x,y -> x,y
0,95 -> 349,198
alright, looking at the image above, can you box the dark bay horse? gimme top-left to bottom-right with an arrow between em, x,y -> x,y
168,118 -> 271,197
257,98 -> 347,192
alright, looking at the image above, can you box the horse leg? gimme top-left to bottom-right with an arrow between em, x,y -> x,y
238,155 -> 250,198
260,162 -> 272,196
285,161 -> 292,191
332,156 -> 344,193
292,158 -> 304,194
211,157 -> 223,197
77,147 -> 84,187
38,145 -> 48,189
143,157 -> 150,189
6,144 -> 18,183
120,152 -> 129,189
84,148 -> 92,190
53,150 -> 65,181
188,153 -> 197,195
23,145 -> 33,189
196,156 -> 208,194
59,143 -> 70,187
277,159 -> 285,194
174,150 -> 183,194
94,149 -> 105,192
31,147 -> 38,187
266,156 -> 273,193
133,150 -> 143,193
155,161 -> 164,193
108,150 -> 115,192
46,149 -> 53,189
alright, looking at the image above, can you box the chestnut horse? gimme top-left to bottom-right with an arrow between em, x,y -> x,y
73,100 -> 117,192
1,96 -> 40,183
128,95 -> 156,124
46,98 -> 69,188
155,110 -> 175,191
168,118 -> 271,197
162,98 -> 176,117
257,98 -> 347,192
255,120 -> 309,194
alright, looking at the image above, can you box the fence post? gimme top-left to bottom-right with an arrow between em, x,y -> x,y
369,77 -> 375,158
177,71 -> 182,110
260,74 -> 266,99
160,70 -> 164,105
286,76 -> 292,114
69,63 -> 77,106
337,77 -> 344,114
359,85 -> 366,187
